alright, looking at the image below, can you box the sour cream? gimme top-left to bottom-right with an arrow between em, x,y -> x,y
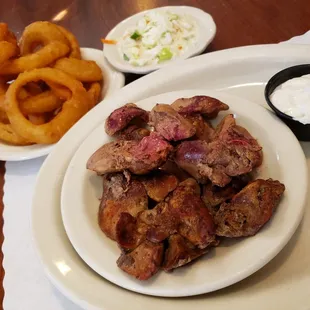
270,74 -> 310,124
117,11 -> 198,67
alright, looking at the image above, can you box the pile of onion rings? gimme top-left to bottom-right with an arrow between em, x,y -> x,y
0,21 -> 103,145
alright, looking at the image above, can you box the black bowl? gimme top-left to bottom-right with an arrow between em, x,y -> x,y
264,64 -> 310,141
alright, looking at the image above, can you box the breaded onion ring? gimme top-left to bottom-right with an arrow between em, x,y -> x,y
0,23 -> 19,65
86,82 -> 101,108
46,81 -> 72,100
20,90 -> 62,114
5,68 -> 90,144
53,57 -> 103,82
0,41 -> 19,65
56,25 -> 81,59
0,123 -> 32,145
19,21 -> 70,55
0,41 -> 70,75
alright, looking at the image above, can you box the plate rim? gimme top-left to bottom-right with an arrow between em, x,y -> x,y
60,89 -> 308,297
32,44 -> 310,309
103,5 -> 216,74
0,47 -> 125,162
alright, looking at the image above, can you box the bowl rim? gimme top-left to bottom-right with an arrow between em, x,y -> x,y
264,63 -> 310,123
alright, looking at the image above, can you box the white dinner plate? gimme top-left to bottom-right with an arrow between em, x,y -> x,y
32,44 -> 310,310
0,48 -> 124,162
103,6 -> 216,74
61,89 -> 307,297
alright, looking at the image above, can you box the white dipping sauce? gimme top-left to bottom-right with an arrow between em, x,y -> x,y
270,74 -> 310,124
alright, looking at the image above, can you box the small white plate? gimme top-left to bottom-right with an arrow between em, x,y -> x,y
61,89 -> 307,297
0,48 -> 125,161
103,6 -> 216,74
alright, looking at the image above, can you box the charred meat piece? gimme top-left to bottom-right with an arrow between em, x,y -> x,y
150,104 -> 196,141
184,114 -> 215,141
215,179 -> 285,237
163,234 -> 208,271
169,179 -> 216,248
202,176 -> 251,216
87,132 -> 173,175
117,240 -> 164,280
159,160 -> 191,182
116,125 -> 150,141
171,96 -> 229,119
105,103 -> 149,136
142,172 -> 179,202
98,173 -> 148,240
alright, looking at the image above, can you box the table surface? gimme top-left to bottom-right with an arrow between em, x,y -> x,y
0,0 -> 310,307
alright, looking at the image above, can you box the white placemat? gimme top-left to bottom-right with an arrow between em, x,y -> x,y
2,31 -> 310,310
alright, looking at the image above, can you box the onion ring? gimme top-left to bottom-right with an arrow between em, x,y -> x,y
5,68 -> 90,144
0,111 -> 9,124
46,81 -> 72,100
0,41 -> 19,64
56,25 -> 81,59
20,90 -> 62,114
53,57 -> 103,82
5,30 -> 18,46
0,79 -> 8,113
0,23 -> 19,65
0,41 -> 70,75
0,23 -> 8,41
86,82 -> 101,108
0,122 -> 32,145
19,21 -> 69,55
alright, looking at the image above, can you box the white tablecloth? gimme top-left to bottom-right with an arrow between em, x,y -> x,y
3,31 -> 310,310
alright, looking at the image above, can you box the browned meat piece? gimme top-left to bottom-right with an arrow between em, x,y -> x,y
138,179 -> 216,248
171,96 -> 229,119
159,160 -> 191,181
116,125 -> 150,141
213,114 -> 236,139
174,140 -> 210,183
202,176 -> 251,216
175,117 -> 263,187
215,179 -> 285,237
221,125 -> 263,173
184,114 -> 215,141
117,240 -> 164,280
115,213 -> 147,250
87,132 -> 173,175
211,114 -> 263,172
138,202 -> 178,243
98,173 -> 148,240
142,172 -> 179,202
149,104 -> 196,141
105,103 -> 149,136
175,140 -> 232,186
170,179 -> 216,248
163,234 -> 208,271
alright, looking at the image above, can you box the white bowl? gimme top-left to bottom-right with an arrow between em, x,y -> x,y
0,48 -> 125,161
61,89 -> 307,297
103,6 -> 216,74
